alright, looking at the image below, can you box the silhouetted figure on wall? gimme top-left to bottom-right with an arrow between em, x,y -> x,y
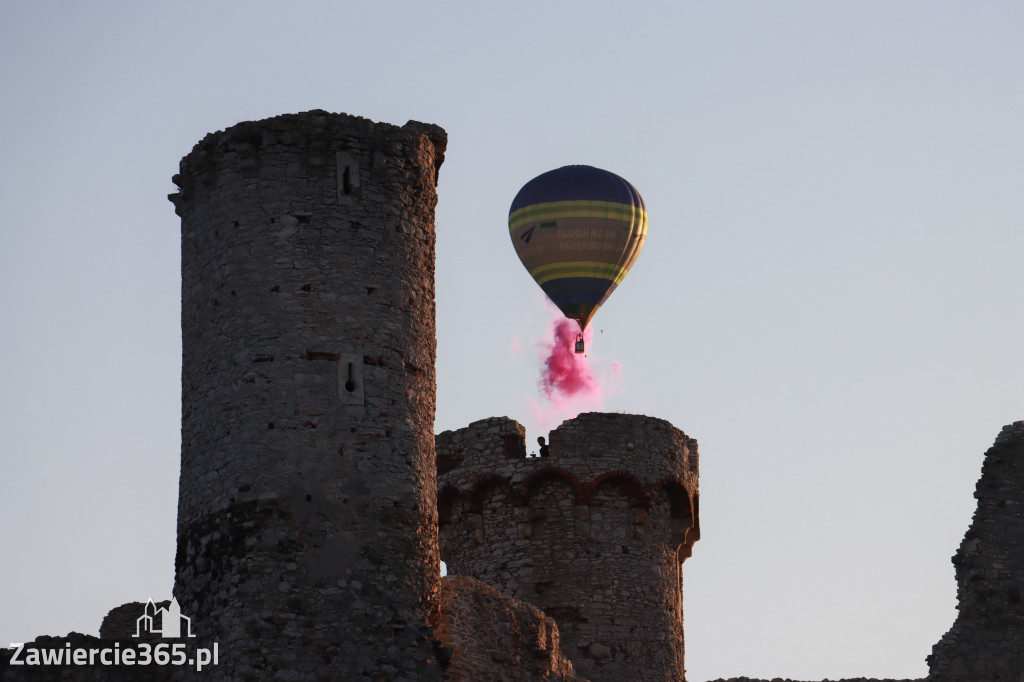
537,437 -> 550,457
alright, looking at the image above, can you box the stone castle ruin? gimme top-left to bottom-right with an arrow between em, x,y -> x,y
169,111 -> 446,680
1,111 -> 1022,681
437,414 -> 698,681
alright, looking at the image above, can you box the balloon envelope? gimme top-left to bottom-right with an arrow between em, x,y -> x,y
509,165 -> 647,332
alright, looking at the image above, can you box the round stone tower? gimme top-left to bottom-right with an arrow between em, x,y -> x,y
169,111 -> 446,680
436,413 -> 700,682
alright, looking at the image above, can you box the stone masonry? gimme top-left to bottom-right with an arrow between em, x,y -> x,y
168,111 -> 446,681
2,108 -> 1022,682
436,575 -> 583,681
927,421 -> 1024,681
705,678 -> 921,682
437,413 -> 700,682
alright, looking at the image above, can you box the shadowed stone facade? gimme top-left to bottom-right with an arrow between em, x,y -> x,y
436,576 -> 583,681
168,111 -> 446,680
927,421 -> 1024,682
706,678 -> 921,682
437,413 -> 700,681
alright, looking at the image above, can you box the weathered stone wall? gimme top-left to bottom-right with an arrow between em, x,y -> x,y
0,634 -> 170,681
437,412 -> 700,682
169,110 -> 446,680
0,604 -> 172,681
436,575 -> 584,681
927,421 -> 1024,682
706,678 -> 922,682
98,601 -> 169,642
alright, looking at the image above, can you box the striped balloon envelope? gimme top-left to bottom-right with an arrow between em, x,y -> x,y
509,165 -> 647,334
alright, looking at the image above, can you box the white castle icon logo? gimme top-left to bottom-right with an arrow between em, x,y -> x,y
133,597 -> 195,639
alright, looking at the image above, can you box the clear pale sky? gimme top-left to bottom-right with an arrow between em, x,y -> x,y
1,2 -> 1021,680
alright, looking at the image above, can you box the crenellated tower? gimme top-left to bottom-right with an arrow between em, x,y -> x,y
437,412 -> 700,682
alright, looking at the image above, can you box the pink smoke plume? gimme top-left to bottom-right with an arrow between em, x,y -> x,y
530,312 -> 621,431
539,319 -> 597,398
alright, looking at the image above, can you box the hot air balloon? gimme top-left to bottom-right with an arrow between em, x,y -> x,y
509,165 -> 647,353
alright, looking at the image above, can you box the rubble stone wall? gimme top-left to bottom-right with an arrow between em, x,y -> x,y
169,110 -> 447,680
437,413 -> 700,682
436,575 -> 584,682
927,421 -> 1024,682
706,678 -> 922,682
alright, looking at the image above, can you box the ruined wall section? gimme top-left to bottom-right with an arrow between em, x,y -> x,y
437,413 -> 699,682
436,575 -> 585,682
170,111 -> 446,681
927,421 -> 1024,682
706,678 -> 921,682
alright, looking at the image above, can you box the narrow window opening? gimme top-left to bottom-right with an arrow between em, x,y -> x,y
344,363 -> 356,393
336,152 -> 360,204
343,166 -> 353,195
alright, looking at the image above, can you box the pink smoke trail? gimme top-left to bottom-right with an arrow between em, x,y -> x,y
539,319 -> 597,398
529,312 -> 621,432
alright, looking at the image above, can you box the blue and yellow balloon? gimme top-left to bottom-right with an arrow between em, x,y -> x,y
509,165 -> 647,351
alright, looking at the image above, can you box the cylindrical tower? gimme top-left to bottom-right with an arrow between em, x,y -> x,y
437,413 -> 700,682
170,111 -> 446,680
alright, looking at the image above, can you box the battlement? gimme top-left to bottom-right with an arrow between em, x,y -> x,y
438,413 -> 699,546
437,412 -> 700,681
